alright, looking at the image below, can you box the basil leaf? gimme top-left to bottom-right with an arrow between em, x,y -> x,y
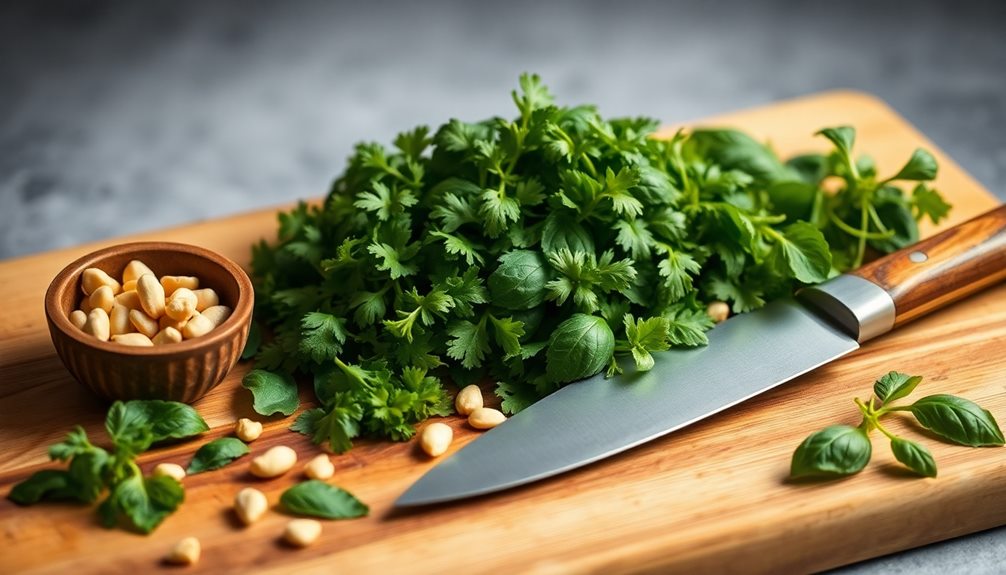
102,473 -> 184,534
767,222 -> 832,284
545,314 -> 615,384
890,437 -> 937,478
106,400 -> 208,452
242,369 -> 300,416
690,128 -> 798,184
8,470 -> 79,505
873,371 -> 923,405
487,250 -> 549,310
67,449 -> 111,503
891,148 -> 938,181
790,425 -> 872,478
909,395 -> 1005,447
280,480 -> 369,519
187,437 -> 250,474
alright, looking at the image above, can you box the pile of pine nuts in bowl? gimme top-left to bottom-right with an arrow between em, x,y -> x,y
44,241 -> 254,403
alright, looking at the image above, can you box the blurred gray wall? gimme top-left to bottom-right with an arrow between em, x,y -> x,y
1,0 -> 1004,259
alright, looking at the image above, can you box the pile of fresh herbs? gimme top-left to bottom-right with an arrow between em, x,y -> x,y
246,74 -> 949,453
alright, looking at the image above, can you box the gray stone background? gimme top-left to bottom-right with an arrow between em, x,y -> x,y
1,0 -> 1004,571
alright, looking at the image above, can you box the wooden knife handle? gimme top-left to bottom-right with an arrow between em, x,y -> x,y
851,204 -> 1006,327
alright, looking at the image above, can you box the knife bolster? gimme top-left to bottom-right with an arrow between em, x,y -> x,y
799,275 -> 896,342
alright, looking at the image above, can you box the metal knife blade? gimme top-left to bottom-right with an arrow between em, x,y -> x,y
396,295 -> 860,507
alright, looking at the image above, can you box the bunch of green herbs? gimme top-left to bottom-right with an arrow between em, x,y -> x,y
246,74 -> 948,453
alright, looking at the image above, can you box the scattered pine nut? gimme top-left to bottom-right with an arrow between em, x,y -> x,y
235,418 -> 263,442
283,519 -> 321,548
419,422 -> 453,457
707,301 -> 730,323
468,407 -> 506,430
165,537 -> 200,565
234,487 -> 268,525
250,446 -> 298,478
152,463 -> 186,482
455,384 -> 483,416
304,454 -> 335,480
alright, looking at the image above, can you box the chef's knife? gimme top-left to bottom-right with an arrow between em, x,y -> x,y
397,206 -> 1006,507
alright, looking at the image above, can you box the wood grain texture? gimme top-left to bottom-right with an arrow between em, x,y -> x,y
852,205 -> 1006,326
1,91 -> 1004,575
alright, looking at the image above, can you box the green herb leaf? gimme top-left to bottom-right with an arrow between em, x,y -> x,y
487,250 -> 549,310
242,369 -> 300,416
873,371 -> 923,405
101,472 -> 184,534
106,400 -> 208,453
8,470 -> 78,505
891,148 -> 938,181
546,314 -> 615,383
187,437 -> 250,474
280,480 -> 369,519
299,312 -> 348,363
890,437 -> 937,477
909,395 -> 1005,447
790,425 -> 872,478
767,222 -> 832,283
911,184 -> 951,225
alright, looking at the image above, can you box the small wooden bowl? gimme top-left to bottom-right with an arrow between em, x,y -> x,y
44,242 -> 254,403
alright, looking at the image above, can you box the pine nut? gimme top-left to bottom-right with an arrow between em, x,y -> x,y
455,384 -> 483,415
234,487 -> 268,525
122,259 -> 155,284
152,327 -> 183,345
121,279 -> 137,293
235,418 -> 263,442
88,285 -> 115,314
165,536 -> 200,565
192,288 -> 220,312
159,314 -> 188,333
109,304 -> 132,336
419,422 -> 453,457
83,308 -> 110,342
304,454 -> 335,480
114,290 -> 142,310
250,446 -> 298,478
69,309 -> 87,330
161,275 -> 199,296
111,333 -> 153,347
165,288 -> 198,321
284,519 -> 321,548
152,463 -> 186,482
128,309 -> 160,338
468,407 -> 506,430
183,306 -> 231,339
137,274 -> 166,318
81,268 -> 120,296
707,301 -> 730,323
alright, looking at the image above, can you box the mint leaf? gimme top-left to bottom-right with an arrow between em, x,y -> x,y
790,425 -> 872,478
242,370 -> 300,416
909,395 -> 1005,447
280,480 -> 369,520
187,438 -> 250,474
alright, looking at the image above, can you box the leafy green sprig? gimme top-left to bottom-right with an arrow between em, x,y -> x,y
791,372 -> 1004,479
8,401 -> 208,533
247,74 -> 948,453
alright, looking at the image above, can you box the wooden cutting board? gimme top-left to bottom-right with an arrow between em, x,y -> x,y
1,91 -> 1004,575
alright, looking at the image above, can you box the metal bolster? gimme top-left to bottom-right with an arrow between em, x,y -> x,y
797,275 -> 896,343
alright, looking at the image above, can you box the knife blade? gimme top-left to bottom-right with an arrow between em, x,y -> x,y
396,205 -> 1006,507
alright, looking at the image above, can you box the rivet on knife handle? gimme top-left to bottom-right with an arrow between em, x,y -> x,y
802,205 -> 1006,342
